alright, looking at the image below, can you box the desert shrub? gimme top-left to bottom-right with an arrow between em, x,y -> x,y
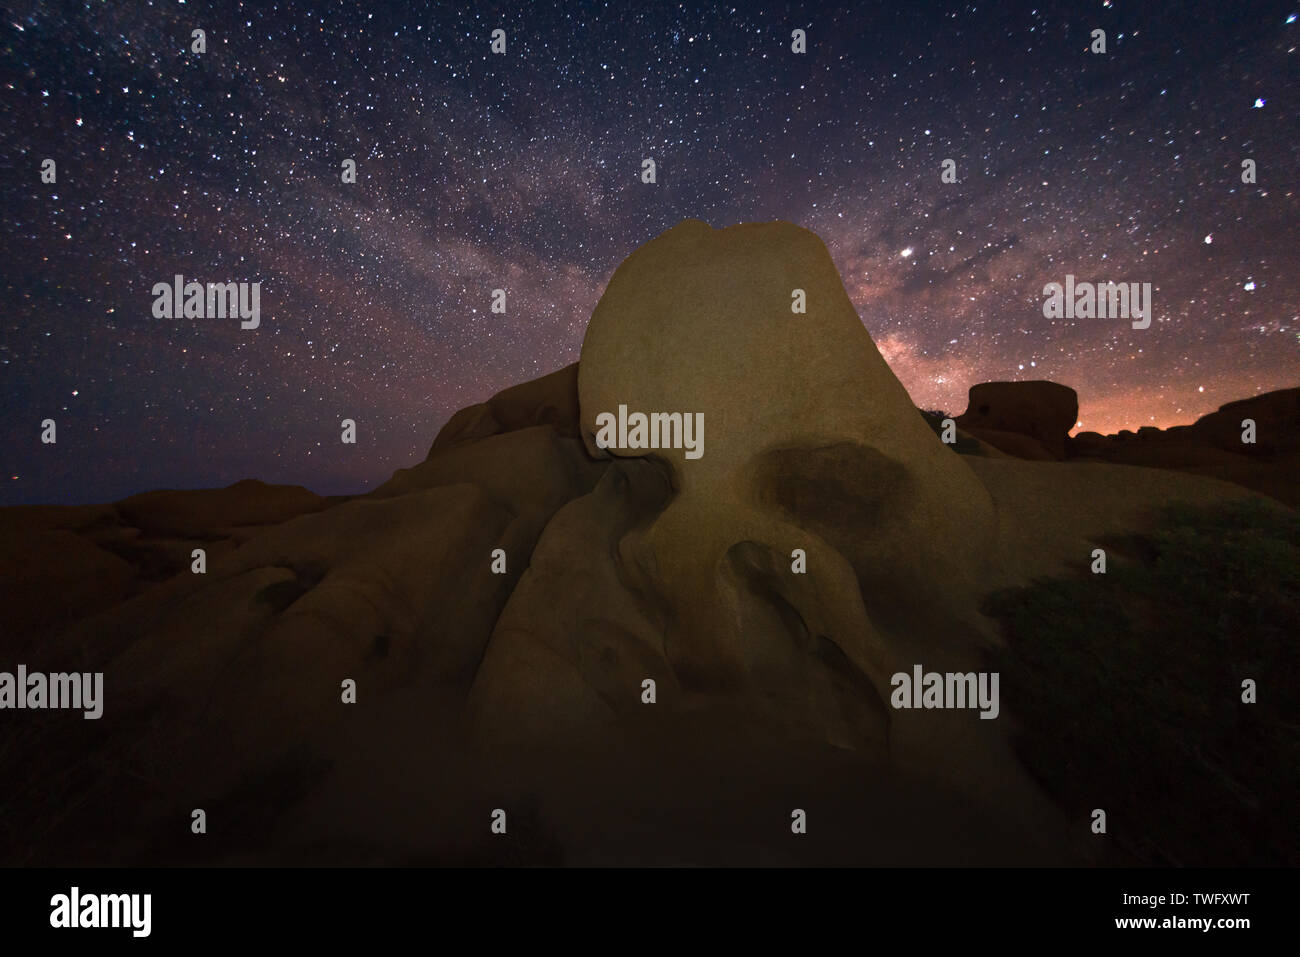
983,497 -> 1300,865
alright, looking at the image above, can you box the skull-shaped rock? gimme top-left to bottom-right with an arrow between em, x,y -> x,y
470,220 -> 999,760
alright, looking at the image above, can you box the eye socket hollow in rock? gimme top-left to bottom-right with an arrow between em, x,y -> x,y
748,442 -> 914,535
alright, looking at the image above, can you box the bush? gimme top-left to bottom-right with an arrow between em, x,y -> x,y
983,497 -> 1300,865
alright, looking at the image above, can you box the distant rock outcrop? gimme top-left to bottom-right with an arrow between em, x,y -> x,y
955,380 -> 1078,459
0,480 -> 328,651
115,478 -> 328,538
1185,388 -> 1300,455
1063,386 -> 1300,505
943,382 -> 1299,505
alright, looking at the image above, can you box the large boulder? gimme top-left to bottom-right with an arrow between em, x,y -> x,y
1187,387 -> 1300,455
472,219 -> 1003,796
429,363 -> 581,454
956,381 -> 1078,459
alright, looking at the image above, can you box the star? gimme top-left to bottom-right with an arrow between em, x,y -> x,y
1,1 -> 1295,504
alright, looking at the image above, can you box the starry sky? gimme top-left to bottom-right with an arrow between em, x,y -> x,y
2,0 -> 1297,505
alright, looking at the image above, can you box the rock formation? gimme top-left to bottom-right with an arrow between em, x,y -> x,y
0,220 -> 1292,867
955,380 -> 1079,459
471,221 -> 998,760
943,380 -> 1299,506
1062,386 -> 1300,505
428,362 -> 582,454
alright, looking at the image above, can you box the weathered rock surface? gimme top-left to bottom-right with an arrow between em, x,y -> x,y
1062,386 -> 1300,504
429,362 -> 581,454
1190,388 -> 1300,455
955,380 -> 1079,459
475,221 -> 1000,775
962,427 -> 1057,461
1,220 -> 1292,867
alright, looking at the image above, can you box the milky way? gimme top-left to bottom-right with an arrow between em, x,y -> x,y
2,1 -> 1297,505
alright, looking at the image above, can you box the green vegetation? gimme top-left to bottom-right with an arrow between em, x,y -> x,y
984,497 -> 1300,865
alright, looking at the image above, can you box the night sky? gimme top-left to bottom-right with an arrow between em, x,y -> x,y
2,0 -> 1297,506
